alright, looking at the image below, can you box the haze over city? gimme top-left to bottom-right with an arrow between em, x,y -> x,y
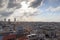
0,0 -> 60,22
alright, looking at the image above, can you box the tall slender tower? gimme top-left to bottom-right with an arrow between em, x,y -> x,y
13,18 -> 16,32
8,19 -> 10,23
14,18 -> 16,22
4,18 -> 6,22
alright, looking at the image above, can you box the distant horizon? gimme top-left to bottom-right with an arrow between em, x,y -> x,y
0,18 -> 60,22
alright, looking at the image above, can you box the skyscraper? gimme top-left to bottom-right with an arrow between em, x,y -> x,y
14,18 -> 16,22
8,19 -> 10,22
4,18 -> 6,22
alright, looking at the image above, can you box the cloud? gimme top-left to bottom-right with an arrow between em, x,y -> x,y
7,0 -> 43,21
46,6 -> 60,12
0,0 -> 8,11
48,0 -> 60,3
0,0 -> 60,22
0,11 -> 13,17
30,0 -> 42,8
7,0 -> 21,8
0,0 -> 43,21
0,0 -> 21,20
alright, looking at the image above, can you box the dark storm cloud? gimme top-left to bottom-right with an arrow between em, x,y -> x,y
30,0 -> 42,8
0,11 -> 13,17
7,0 -> 21,8
0,0 -> 3,8
7,2 -> 18,8
7,0 -> 15,8
0,0 -> 21,18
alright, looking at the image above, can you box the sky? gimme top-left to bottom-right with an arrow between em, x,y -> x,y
0,0 -> 60,22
